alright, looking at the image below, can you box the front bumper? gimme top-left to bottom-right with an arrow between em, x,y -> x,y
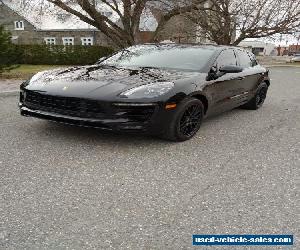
20,105 -> 156,132
19,90 -> 175,135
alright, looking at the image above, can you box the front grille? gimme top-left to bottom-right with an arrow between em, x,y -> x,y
24,91 -> 156,122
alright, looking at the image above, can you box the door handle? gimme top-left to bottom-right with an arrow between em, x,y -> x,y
229,76 -> 245,81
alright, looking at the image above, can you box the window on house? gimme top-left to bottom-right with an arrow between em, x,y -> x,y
44,37 -> 56,45
14,21 -> 24,30
81,37 -> 94,46
62,37 -> 74,46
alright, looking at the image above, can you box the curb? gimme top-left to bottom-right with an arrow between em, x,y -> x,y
0,90 -> 20,97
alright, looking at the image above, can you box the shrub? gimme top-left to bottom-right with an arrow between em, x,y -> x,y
17,44 -> 114,65
0,26 -> 22,73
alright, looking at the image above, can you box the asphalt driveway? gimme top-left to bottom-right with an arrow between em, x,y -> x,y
0,67 -> 299,249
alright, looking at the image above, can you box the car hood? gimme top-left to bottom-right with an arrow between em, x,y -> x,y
25,65 -> 204,100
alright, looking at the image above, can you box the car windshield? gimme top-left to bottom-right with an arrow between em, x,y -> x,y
100,45 -> 216,72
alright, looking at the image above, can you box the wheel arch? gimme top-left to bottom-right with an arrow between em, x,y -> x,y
189,93 -> 209,115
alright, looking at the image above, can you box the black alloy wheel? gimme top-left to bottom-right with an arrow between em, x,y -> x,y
255,86 -> 268,108
163,97 -> 204,141
179,104 -> 203,137
241,82 -> 269,110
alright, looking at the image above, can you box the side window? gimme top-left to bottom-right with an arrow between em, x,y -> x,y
216,49 -> 237,69
237,50 -> 252,68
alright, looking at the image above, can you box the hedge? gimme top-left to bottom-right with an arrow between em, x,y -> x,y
16,45 -> 114,65
0,26 -> 22,72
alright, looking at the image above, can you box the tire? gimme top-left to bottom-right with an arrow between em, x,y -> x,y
162,97 -> 204,142
241,82 -> 268,110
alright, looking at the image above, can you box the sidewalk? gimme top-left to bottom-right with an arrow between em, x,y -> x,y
0,79 -> 22,95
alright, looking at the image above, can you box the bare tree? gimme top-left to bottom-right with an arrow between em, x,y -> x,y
20,0 -> 297,47
24,0 -> 204,48
188,0 -> 300,45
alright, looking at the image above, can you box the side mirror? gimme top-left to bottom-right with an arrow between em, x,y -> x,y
219,65 -> 243,74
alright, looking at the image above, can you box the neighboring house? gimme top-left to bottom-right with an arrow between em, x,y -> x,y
238,40 -> 277,56
276,46 -> 289,56
157,15 -> 201,44
288,44 -> 300,55
149,1 -> 209,44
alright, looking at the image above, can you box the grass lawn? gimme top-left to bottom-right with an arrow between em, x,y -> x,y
0,65 -> 68,80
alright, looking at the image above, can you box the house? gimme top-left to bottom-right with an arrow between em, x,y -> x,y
238,40 -> 277,56
0,0 -> 113,46
0,0 -> 37,44
288,44 -> 300,55
149,1 -> 209,44
276,46 -> 289,56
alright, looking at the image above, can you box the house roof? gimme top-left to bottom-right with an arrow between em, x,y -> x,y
2,0 -> 158,31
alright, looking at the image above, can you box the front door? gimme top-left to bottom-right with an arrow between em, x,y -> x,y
206,49 -> 247,114
235,49 -> 263,102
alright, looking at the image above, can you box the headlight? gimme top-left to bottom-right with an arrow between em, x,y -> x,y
120,82 -> 174,98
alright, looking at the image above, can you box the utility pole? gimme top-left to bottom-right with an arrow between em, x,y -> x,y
277,34 -> 283,56
296,34 -> 300,53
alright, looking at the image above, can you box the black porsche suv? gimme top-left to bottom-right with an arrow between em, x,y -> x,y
20,44 -> 270,141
